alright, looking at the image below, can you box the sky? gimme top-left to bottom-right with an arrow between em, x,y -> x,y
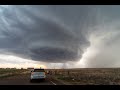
0,5 -> 120,69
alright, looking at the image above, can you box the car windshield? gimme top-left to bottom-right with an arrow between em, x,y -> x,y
33,69 -> 45,72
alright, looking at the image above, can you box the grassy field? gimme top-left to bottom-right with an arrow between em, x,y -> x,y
0,68 -> 29,79
1,68 -> 120,85
46,68 -> 120,85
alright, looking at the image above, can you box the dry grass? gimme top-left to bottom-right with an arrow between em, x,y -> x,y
0,68 -> 29,78
46,68 -> 120,85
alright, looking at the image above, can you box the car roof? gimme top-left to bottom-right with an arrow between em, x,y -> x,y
34,69 -> 44,70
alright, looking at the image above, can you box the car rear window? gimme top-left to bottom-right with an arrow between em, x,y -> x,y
33,69 -> 45,72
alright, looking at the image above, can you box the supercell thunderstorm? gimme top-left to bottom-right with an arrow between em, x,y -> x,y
0,5 -> 120,68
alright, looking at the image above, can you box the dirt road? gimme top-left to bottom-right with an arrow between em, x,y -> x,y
0,74 -> 64,85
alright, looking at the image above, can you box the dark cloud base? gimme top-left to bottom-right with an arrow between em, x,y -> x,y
30,47 -> 81,63
0,5 -> 91,63
2,5 -> 118,64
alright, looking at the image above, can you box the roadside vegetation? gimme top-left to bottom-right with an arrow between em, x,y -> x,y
46,68 -> 120,85
0,68 -> 29,79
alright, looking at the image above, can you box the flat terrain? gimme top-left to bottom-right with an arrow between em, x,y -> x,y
1,68 -> 120,85
48,68 -> 120,85
0,73 -> 64,85
0,68 -> 64,85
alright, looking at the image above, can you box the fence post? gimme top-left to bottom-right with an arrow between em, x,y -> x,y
55,70 -> 56,75
68,71 -> 69,75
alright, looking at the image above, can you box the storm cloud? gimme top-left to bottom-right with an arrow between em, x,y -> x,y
1,5 -> 120,68
0,5 -> 90,63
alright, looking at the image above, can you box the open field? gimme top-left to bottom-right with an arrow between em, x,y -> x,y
0,68 -> 64,85
46,68 -> 120,85
1,68 -> 120,85
0,68 -> 29,78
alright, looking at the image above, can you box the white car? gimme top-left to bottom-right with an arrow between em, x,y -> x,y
30,69 -> 46,82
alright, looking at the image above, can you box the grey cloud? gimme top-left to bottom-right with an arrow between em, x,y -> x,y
0,5 -> 91,63
1,5 -> 120,67
30,47 -> 80,62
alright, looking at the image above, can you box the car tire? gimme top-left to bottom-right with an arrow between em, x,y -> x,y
30,79 -> 33,82
42,78 -> 45,81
